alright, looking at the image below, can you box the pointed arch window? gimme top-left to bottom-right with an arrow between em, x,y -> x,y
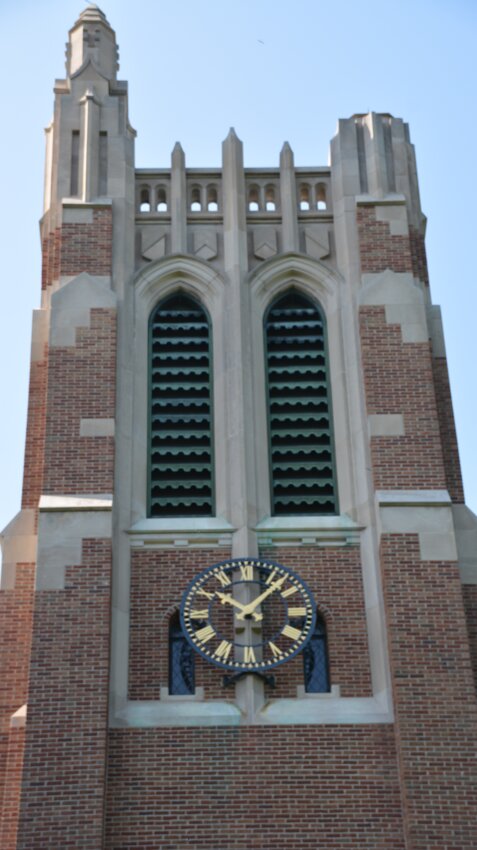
149,292 -> 214,517
264,290 -> 337,515
303,614 -> 330,693
169,612 -> 195,695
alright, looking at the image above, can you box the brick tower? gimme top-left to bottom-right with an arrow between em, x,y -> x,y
1,6 -> 477,849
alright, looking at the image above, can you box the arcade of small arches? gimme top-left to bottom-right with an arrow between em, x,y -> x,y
136,179 -> 329,214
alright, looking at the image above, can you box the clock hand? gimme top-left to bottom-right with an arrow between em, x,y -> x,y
216,592 -> 263,622
235,577 -> 286,620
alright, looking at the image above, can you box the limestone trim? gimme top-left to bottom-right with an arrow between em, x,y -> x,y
112,699 -> 242,727
134,254 -> 225,315
249,252 -> 342,306
159,687 -> 205,702
128,517 -> 235,549
258,693 -> 393,725
36,506 -> 112,590
110,692 -> 392,728
255,514 -> 362,547
49,272 -> 116,347
360,270 -> 428,343
377,489 -> 451,507
452,505 -> 477,584
10,705 -> 27,728
368,413 -> 405,437
39,494 -> 113,511
296,684 -> 341,699
0,509 -> 37,590
377,491 -> 458,562
355,194 -> 407,206
80,417 -> 115,437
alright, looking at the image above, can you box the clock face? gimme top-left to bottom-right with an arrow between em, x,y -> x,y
180,558 -> 316,672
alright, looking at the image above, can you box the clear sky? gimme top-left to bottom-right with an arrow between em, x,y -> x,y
0,0 -> 476,550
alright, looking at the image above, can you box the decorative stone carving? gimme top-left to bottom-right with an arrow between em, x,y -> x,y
194,229 -> 218,261
141,226 -> 167,261
253,226 -> 277,260
304,225 -> 330,259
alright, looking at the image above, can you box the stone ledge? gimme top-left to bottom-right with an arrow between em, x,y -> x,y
62,197 -> 113,208
377,489 -> 451,506
378,493 -> 457,562
128,516 -> 235,549
112,699 -> 242,728
356,193 -> 406,206
159,687 -> 205,702
39,494 -> 113,511
255,514 -> 362,547
111,691 -> 392,727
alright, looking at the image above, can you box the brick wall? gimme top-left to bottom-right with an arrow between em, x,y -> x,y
60,209 -> 112,278
259,546 -> 372,699
381,534 -> 477,849
21,346 -> 48,513
0,563 -> 34,829
129,548 -> 232,701
42,208 -> 112,290
15,539 -> 112,850
0,727 -> 26,850
105,726 -> 405,850
463,584 -> 477,691
357,206 -> 413,273
409,226 -> 429,287
41,228 -> 61,291
43,308 -> 116,495
432,355 -> 465,503
360,306 -> 447,490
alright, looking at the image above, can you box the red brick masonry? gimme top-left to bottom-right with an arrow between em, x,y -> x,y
15,541 -> 112,850
360,306 -> 447,491
106,725 -> 405,850
381,535 -> 477,849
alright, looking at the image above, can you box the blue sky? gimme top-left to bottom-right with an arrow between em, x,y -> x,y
0,0 -> 476,544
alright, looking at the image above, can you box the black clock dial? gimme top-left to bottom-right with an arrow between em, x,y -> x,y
180,558 -> 316,672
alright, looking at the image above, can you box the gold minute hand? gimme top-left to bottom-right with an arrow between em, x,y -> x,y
216,592 -> 263,622
235,577 -> 286,620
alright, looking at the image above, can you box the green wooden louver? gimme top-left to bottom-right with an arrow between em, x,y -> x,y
265,291 -> 337,515
149,294 -> 214,517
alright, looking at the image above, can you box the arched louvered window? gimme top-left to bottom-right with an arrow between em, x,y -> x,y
303,615 -> 330,693
169,613 -> 195,695
149,292 -> 214,517
265,290 -> 337,515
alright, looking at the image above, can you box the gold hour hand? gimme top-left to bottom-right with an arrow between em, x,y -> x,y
235,577 -> 286,620
216,592 -> 262,622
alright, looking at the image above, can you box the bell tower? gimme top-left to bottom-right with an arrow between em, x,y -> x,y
1,7 -> 477,850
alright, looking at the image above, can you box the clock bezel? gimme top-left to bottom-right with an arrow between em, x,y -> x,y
179,557 -> 317,673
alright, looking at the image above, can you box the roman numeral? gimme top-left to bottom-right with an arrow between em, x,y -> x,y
244,646 -> 257,664
214,640 -> 232,661
268,641 -> 284,659
195,624 -> 215,643
288,607 -> 307,618
281,624 -> 302,641
239,563 -> 254,581
196,588 -> 215,600
190,609 -> 209,620
281,585 -> 298,598
215,569 -> 231,587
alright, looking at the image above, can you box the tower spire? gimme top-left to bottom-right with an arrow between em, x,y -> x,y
66,4 -> 119,81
